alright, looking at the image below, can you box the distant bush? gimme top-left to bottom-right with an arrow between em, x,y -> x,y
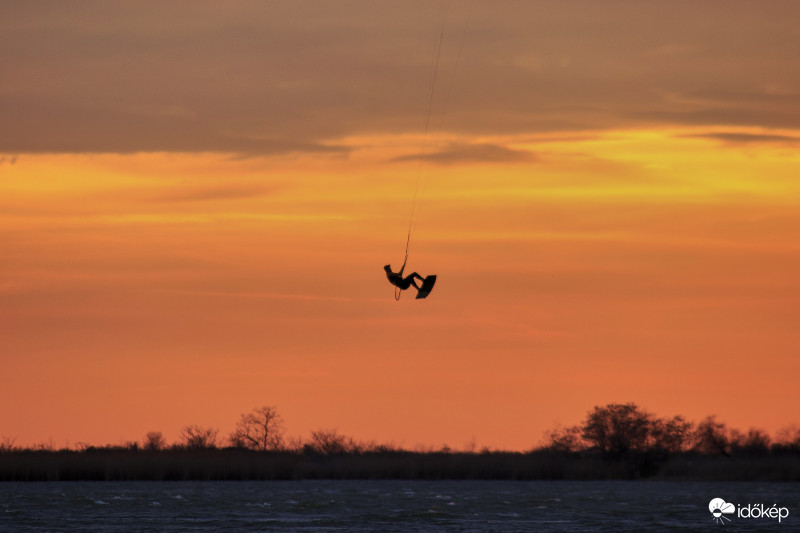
773,425 -> 800,453
692,416 -> 730,455
541,425 -> 584,452
143,431 -> 167,451
304,429 -> 360,455
180,425 -> 219,449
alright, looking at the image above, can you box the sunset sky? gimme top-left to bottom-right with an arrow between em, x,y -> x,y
3,1 -> 800,451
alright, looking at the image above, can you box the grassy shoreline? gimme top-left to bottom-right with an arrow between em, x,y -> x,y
3,449 -> 800,482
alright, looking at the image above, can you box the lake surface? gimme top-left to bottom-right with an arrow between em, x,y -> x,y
1,480 -> 797,531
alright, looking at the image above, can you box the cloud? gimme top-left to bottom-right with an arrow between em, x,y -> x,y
630,105 -> 800,131
391,143 -> 535,165
0,96 -> 352,155
4,1 -> 800,153
680,132 -> 800,145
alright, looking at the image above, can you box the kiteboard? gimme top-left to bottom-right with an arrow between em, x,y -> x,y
416,275 -> 437,299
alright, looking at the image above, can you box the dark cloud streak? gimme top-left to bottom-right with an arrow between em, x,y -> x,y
680,132 -> 800,145
392,143 -> 534,165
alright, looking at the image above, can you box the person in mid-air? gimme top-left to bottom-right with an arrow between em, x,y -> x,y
384,260 -> 437,299
384,262 -> 426,293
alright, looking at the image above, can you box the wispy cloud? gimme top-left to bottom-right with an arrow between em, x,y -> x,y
680,132 -> 800,145
391,143 -> 535,165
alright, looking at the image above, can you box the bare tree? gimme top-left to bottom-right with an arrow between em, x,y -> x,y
143,431 -> 167,451
229,406 -> 285,451
181,425 -> 219,449
0,435 -> 17,453
285,435 -> 305,453
582,403 -> 652,454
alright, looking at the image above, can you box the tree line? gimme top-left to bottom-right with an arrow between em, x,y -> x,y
3,402 -> 800,457
3,403 -> 800,481
0,406 -> 374,455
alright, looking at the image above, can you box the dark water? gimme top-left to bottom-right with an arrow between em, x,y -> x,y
1,480 -> 797,532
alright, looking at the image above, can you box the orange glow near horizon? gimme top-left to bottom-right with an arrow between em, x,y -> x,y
3,127 -> 800,450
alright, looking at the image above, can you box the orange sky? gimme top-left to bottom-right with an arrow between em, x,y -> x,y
3,1 -> 800,450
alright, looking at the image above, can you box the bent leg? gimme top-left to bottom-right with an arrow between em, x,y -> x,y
408,272 -> 425,282
403,274 -> 423,291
